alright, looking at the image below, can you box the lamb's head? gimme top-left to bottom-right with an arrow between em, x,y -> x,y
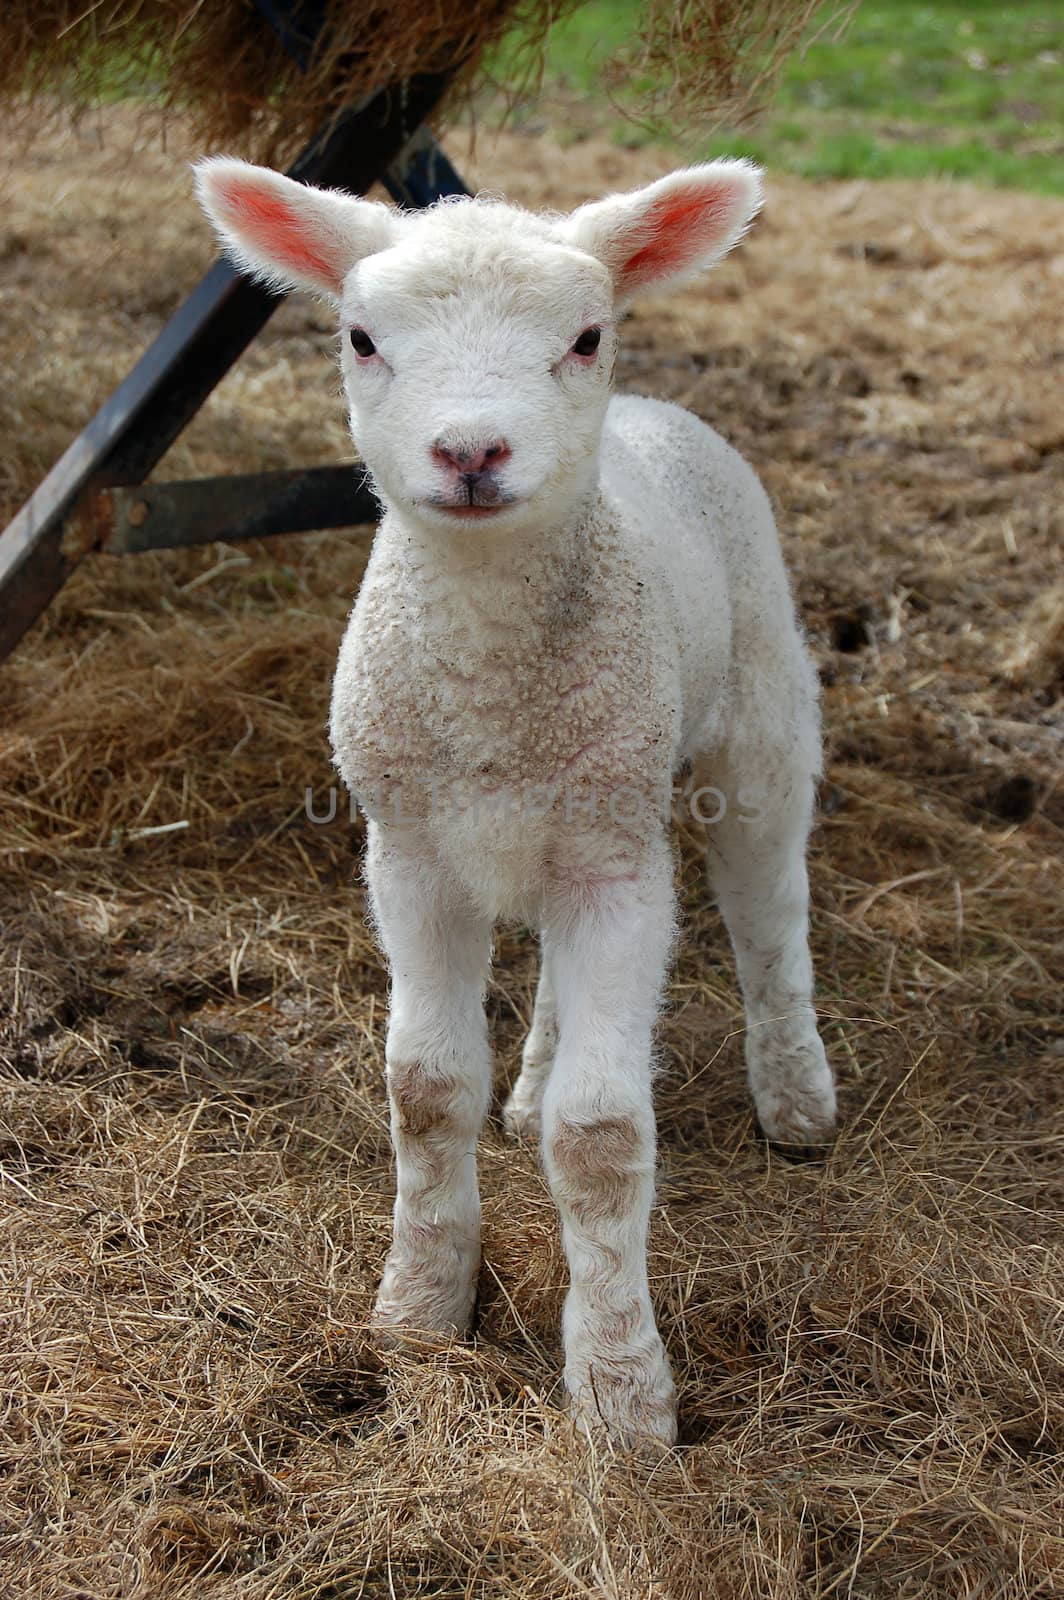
194,159 -> 762,536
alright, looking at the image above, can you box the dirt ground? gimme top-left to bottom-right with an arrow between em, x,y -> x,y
1,108 -> 1062,1599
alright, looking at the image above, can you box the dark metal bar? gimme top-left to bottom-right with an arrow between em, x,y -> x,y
251,0 -> 327,70
382,124 -> 470,210
100,466 -> 379,554
0,72 -> 462,662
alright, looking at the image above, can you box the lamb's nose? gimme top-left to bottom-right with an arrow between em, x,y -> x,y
432,439 -> 511,475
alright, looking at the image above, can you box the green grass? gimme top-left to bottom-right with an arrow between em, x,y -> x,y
496,1 -> 1064,194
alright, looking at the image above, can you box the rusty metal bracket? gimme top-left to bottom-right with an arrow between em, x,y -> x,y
96,467 -> 379,554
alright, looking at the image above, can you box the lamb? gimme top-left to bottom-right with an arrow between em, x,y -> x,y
195,155 -> 838,1448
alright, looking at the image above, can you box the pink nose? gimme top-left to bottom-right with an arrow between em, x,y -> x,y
432,438 -> 511,475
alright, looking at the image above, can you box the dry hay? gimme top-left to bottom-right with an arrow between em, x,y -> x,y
1,110 -> 1063,1598
0,0 -> 850,166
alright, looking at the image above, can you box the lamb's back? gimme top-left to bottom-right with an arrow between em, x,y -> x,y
602,394 -> 803,758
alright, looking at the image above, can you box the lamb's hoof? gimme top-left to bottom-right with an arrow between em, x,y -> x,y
372,1250 -> 477,1346
755,1082 -> 837,1148
567,1348 -> 678,1453
501,1092 -> 542,1142
371,1299 -> 473,1349
750,1040 -> 837,1148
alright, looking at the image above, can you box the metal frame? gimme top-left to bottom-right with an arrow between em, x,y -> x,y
0,83 -> 470,661
99,468 -> 380,555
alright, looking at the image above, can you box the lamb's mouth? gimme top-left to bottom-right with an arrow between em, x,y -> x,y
437,504 -> 512,520
423,495 -> 523,520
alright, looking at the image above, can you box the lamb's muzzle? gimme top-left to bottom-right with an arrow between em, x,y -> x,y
195,153 -> 838,1451
431,438 -> 511,474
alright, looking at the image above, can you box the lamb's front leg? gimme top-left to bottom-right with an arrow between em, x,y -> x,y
541,840 -> 678,1448
366,825 -> 493,1338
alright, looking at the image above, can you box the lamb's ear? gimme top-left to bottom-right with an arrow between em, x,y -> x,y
193,158 -> 396,303
564,160 -> 762,305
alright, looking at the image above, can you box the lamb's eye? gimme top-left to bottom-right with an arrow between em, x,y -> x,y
571,326 -> 601,357
349,328 -> 377,358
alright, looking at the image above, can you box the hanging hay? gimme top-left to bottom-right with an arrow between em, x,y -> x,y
0,0 -> 852,164
606,0 -> 850,131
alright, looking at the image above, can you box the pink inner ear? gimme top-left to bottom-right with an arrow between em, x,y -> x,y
217,177 -> 338,286
620,184 -> 734,293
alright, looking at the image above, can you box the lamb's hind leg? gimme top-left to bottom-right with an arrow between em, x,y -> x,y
502,955 -> 557,1140
366,824 -> 493,1338
702,692 -> 836,1147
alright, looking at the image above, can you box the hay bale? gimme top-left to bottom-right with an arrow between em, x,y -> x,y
0,0 -> 851,163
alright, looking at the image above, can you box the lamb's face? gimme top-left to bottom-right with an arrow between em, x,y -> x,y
194,157 -> 763,537
339,206 -> 615,534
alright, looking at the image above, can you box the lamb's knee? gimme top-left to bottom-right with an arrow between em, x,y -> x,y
548,1114 -> 650,1226
388,1060 -> 470,1139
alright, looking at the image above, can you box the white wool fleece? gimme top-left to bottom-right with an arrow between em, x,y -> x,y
196,157 -> 837,1450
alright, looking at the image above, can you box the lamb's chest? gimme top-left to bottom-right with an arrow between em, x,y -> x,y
329,531 -> 682,848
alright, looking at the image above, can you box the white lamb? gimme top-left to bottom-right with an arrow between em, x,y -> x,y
196,155 -> 838,1448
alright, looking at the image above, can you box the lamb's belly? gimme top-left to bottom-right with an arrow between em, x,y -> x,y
353,728 -> 677,923
425,780 -> 670,923
429,800 -> 550,922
